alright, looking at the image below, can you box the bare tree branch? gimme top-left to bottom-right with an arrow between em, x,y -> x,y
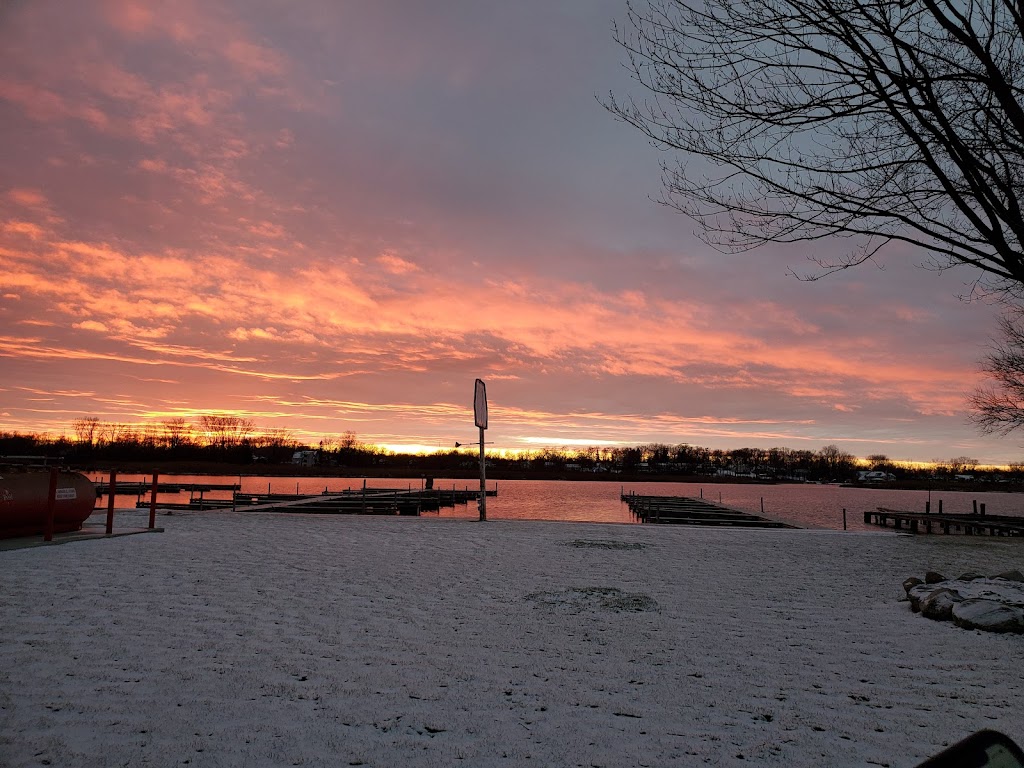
607,0 -> 1024,292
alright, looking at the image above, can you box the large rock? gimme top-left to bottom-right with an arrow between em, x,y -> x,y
952,599 -> 1024,633
919,587 -> 963,621
905,572 -> 1024,633
924,571 -> 946,584
908,583 -> 939,613
903,577 -> 923,595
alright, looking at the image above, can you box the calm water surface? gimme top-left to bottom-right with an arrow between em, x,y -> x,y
90,474 -> 1024,531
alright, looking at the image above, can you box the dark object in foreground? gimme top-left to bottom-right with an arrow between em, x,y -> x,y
916,729 -> 1024,768
0,469 -> 95,539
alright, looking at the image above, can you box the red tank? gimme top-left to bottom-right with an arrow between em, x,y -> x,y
0,469 -> 96,539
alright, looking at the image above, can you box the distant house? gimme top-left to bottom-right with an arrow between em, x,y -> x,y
858,470 -> 894,482
291,450 -> 318,467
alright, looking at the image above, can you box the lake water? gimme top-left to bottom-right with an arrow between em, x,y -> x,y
88,474 -> 1024,531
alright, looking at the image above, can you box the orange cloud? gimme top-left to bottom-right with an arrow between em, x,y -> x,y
377,253 -> 421,275
2,221 -> 44,239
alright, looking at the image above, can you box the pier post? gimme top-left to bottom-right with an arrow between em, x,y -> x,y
973,499 -> 978,515
148,473 -> 159,529
842,508 -> 847,531
105,470 -> 117,535
939,499 -> 943,514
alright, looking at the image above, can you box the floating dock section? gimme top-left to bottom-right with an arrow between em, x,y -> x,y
866,508 -> 1024,536
623,493 -> 797,528
138,486 -> 495,516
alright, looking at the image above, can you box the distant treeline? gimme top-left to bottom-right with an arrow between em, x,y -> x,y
0,416 -> 1016,483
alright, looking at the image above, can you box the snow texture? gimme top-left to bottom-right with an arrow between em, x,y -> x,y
2,510 -> 1024,768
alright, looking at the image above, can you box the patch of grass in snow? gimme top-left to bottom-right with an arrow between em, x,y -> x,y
563,539 -> 646,550
523,586 -> 659,614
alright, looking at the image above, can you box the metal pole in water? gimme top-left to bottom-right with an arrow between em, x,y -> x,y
842,508 -> 847,531
478,424 -> 487,521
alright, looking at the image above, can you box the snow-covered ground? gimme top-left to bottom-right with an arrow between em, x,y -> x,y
2,510 -> 1023,768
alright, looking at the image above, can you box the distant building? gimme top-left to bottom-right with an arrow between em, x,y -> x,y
291,450 -> 318,467
858,470 -> 895,482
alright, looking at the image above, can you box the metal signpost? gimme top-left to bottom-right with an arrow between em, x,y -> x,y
474,378 -> 487,521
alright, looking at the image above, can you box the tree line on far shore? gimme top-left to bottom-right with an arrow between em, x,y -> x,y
0,416 -> 1013,484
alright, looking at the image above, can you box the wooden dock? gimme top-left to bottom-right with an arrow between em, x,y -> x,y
138,486 -> 495,516
96,481 -> 241,496
623,493 -> 797,528
865,507 -> 1024,536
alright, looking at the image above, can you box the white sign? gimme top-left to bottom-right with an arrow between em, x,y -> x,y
56,487 -> 77,500
474,378 -> 487,430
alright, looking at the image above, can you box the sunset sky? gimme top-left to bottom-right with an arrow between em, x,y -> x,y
0,0 -> 1019,463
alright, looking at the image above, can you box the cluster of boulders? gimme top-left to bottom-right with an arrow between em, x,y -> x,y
904,570 -> 1024,633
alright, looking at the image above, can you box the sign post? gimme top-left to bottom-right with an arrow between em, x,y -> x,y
474,378 -> 488,521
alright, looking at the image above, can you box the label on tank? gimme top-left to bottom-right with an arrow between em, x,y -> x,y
56,488 -> 77,500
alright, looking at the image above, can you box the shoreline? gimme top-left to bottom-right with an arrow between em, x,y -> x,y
63,461 -> 1024,495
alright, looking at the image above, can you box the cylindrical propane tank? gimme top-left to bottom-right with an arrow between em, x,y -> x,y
0,469 -> 96,539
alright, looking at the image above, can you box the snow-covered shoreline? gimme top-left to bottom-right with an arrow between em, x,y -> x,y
3,511 -> 1023,767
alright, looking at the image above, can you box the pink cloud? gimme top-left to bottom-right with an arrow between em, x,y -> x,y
7,188 -> 48,208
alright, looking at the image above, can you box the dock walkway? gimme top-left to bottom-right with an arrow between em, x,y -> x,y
96,481 -> 240,496
866,508 -> 1024,536
623,493 -> 797,528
